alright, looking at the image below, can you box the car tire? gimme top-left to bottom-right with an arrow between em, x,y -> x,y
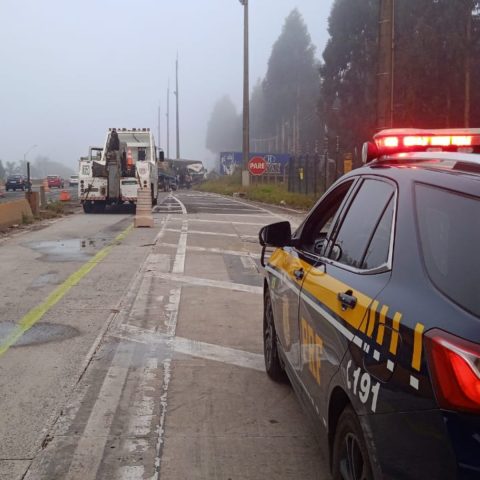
332,406 -> 374,480
263,290 -> 286,382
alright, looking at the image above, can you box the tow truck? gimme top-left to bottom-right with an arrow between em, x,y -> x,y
79,128 -> 163,213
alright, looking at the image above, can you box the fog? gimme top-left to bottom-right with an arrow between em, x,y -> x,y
0,0 -> 333,172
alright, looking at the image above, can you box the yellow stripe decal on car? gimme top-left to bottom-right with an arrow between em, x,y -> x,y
268,249 -> 414,365
389,312 -> 402,355
412,323 -> 425,371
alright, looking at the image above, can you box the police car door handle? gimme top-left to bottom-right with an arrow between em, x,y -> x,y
338,290 -> 357,310
294,268 -> 304,281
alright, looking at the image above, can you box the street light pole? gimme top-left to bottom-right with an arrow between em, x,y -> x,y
24,144 -> 38,193
174,54 -> 181,160
166,80 -> 170,160
240,0 -> 250,187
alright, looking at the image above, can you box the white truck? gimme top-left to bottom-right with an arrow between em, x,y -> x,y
79,128 -> 162,213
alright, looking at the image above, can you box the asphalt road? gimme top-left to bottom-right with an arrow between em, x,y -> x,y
0,191 -> 328,479
0,184 -> 78,204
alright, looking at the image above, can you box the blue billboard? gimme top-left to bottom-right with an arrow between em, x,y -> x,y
220,152 -> 291,176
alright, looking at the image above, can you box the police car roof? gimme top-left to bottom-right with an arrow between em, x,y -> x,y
366,152 -> 480,187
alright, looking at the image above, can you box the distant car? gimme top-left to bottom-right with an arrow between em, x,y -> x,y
6,175 -> 28,191
69,175 -> 79,187
47,175 -> 64,189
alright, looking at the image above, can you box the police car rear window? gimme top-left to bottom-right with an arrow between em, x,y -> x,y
416,184 -> 480,317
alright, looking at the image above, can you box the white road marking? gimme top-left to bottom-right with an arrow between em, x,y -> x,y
186,206 -> 263,212
208,193 -> 290,221
410,375 -> 419,390
157,242 -> 261,259
127,357 -> 158,437
65,344 -> 135,480
240,255 -> 257,270
151,208 -> 186,478
154,214 -> 171,243
148,272 -> 263,294
170,194 -> 187,214
114,324 -> 265,372
165,228 -> 257,239
373,349 -> 380,361
172,221 -> 188,274
174,336 -> 264,371
180,218 -> 269,226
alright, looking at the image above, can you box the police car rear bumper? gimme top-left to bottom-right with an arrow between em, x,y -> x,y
366,409 -> 459,479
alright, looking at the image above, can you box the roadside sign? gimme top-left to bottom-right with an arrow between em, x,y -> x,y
248,156 -> 267,176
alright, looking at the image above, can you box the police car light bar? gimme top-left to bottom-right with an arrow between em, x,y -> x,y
363,128 -> 480,163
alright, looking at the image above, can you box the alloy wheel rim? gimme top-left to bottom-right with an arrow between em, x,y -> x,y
339,432 -> 367,480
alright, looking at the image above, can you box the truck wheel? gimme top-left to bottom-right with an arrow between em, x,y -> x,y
332,406 -> 373,480
263,290 -> 286,382
83,203 -> 94,214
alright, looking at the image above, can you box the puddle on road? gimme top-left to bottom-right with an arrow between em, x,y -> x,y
23,237 -> 110,262
30,271 -> 60,288
0,321 -> 79,347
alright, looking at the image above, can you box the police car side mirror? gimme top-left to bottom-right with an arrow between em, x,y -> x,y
259,221 -> 293,248
259,221 -> 295,267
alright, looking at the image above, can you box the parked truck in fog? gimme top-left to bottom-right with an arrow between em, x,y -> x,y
79,128 -> 162,213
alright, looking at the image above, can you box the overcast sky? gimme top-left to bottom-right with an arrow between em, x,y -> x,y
0,0 -> 334,172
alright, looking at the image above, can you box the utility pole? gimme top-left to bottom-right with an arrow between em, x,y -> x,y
157,102 -> 161,148
174,54 -> 181,160
166,81 -> 170,160
377,0 -> 395,130
239,0 -> 250,187
464,2 -> 472,127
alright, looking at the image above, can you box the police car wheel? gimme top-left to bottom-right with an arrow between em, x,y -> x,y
332,406 -> 373,480
263,290 -> 286,382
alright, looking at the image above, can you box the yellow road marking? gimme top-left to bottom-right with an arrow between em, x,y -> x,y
0,224 -> 133,358
412,323 -> 425,371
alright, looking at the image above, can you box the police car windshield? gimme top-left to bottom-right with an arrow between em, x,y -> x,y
416,184 -> 480,317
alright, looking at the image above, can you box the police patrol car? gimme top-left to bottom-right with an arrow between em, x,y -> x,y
259,129 -> 480,480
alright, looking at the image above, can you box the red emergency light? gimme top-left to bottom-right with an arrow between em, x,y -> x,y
363,128 -> 480,163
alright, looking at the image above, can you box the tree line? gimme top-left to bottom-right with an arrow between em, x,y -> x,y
207,1 -> 480,168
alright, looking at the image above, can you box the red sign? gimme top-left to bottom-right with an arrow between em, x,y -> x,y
248,156 -> 267,176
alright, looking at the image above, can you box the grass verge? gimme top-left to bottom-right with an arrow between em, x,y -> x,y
196,175 -> 318,210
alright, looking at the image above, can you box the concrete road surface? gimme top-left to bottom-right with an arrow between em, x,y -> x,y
0,191 -> 330,479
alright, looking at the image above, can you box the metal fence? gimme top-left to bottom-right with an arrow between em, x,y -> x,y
287,153 -> 340,196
